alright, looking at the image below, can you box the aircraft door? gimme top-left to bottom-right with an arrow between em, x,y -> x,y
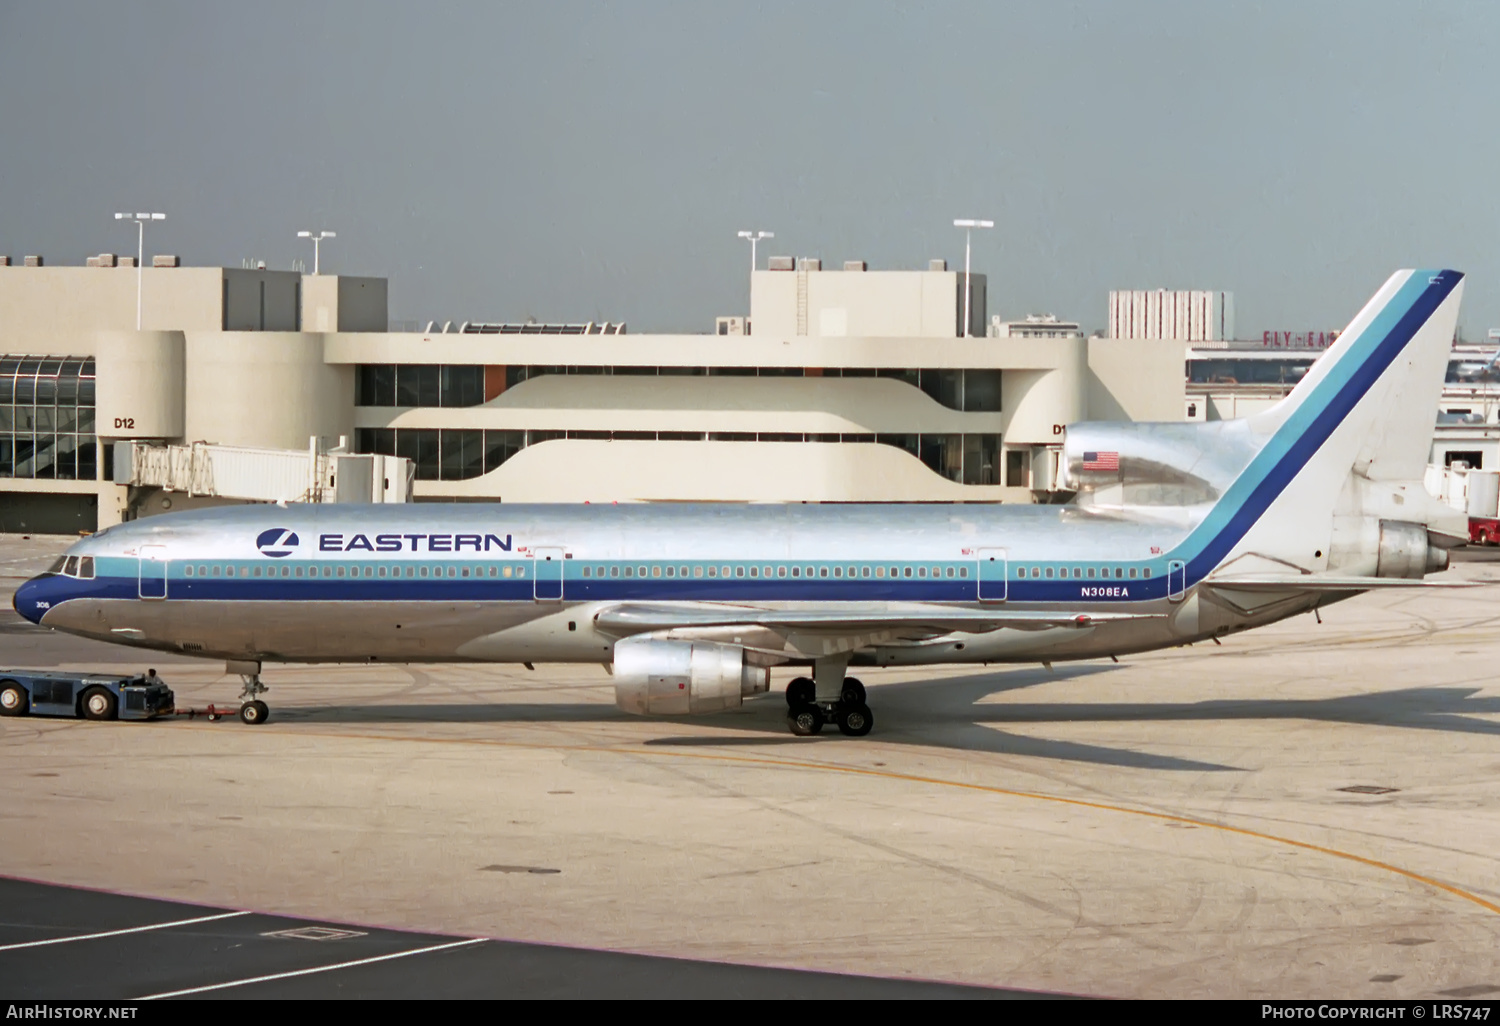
533,547 -> 565,601
138,545 -> 168,600
1167,560 -> 1186,602
976,548 -> 1007,601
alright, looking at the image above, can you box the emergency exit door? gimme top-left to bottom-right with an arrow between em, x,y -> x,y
977,548 -> 1008,601
533,548 -> 564,601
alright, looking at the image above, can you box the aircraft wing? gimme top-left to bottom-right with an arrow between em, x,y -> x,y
593,603 -> 1163,636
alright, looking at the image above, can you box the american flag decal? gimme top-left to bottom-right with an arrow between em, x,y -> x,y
1082,451 -> 1120,471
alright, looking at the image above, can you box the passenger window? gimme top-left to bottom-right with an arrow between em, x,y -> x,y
679,566 -> 688,576
1128,568 -> 1137,579
609,566 -> 618,578
720,566 -> 730,577
833,567 -> 843,578
254,566 -> 263,577
848,566 -> 856,576
378,566 -> 387,578
790,567 -> 799,578
1073,568 -> 1081,578
959,567 -> 969,578
693,566 -> 703,578
212,565 -> 221,576
185,565 -> 194,577
652,566 -> 662,578
1143,567 -> 1152,578
461,567 -> 470,578
502,565 -> 513,578
637,566 -> 646,577
777,566 -> 787,578
1044,568 -> 1054,579
931,566 -> 939,577
1086,567 -> 1095,579
750,566 -> 760,578
804,566 -> 813,576
707,566 -> 717,577
861,567 -> 871,578
1057,568 -> 1067,579
903,567 -> 912,578
517,567 -> 525,577
582,566 -> 591,578
1115,568 -> 1124,579
889,566 -> 898,577
735,566 -> 745,578
227,566 -> 237,577
945,567 -> 954,578
764,566 -> 773,577
1018,568 -> 1027,578
876,567 -> 886,578
918,567 -> 927,578
623,566 -> 634,578
820,568 -> 829,578
420,567 -> 429,578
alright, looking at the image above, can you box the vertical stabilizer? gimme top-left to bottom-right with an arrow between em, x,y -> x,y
1177,270 -> 1464,579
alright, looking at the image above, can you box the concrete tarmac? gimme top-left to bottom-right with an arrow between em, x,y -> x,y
3,533 -> 1500,999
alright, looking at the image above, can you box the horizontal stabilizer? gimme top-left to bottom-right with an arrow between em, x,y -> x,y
1203,575 -> 1479,592
594,603 -> 1164,636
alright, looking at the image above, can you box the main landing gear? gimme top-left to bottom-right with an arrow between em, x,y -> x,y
785,668 -> 874,738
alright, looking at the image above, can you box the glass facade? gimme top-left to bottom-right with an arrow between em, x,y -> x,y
356,427 -> 1001,484
355,364 -> 1002,413
0,356 -> 98,480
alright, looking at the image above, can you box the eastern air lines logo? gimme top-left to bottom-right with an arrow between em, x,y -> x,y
256,528 -> 301,558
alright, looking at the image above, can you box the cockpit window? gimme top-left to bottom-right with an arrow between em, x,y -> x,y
63,556 -> 79,576
78,556 -> 95,579
47,556 -> 67,574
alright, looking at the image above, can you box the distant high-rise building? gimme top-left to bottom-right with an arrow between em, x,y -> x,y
1108,290 -> 1234,341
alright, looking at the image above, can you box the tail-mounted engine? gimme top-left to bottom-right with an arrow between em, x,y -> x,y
1375,520 -> 1449,578
613,637 -> 770,715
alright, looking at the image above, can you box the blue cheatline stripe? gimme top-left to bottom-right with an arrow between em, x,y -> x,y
1169,270 -> 1460,584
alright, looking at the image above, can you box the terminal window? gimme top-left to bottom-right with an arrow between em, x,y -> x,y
0,356 -> 98,481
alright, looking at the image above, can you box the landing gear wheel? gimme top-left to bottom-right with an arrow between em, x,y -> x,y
0,681 -> 28,717
81,687 -> 117,721
840,678 -> 866,706
239,700 -> 269,725
837,702 -> 874,737
786,703 -> 824,736
786,677 -> 815,707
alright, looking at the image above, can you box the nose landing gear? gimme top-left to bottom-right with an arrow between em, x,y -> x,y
229,661 -> 270,725
784,663 -> 875,738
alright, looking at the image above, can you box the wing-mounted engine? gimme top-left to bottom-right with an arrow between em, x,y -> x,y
613,636 -> 770,715
1059,420 -> 1265,511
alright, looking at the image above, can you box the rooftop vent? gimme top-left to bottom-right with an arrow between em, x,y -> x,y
97,253 -> 117,267
797,257 -> 821,271
766,256 -> 794,271
152,254 -> 179,268
843,260 -> 867,272
23,255 -> 43,267
0,257 -> 10,267
929,259 -> 947,272
118,256 -> 136,268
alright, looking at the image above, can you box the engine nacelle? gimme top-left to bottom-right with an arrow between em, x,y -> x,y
613,637 -> 770,715
1376,519 -> 1449,579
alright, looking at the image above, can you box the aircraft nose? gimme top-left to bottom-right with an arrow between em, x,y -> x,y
12,576 -> 49,625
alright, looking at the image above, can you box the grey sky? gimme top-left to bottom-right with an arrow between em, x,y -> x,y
2,1 -> 1496,337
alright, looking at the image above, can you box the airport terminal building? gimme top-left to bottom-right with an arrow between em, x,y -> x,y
0,254 -> 1188,532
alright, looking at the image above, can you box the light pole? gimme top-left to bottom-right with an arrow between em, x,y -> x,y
952,218 -> 993,337
297,230 -> 336,275
737,230 -> 773,275
114,211 -> 164,330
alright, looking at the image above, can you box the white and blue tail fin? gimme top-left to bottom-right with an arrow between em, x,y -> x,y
1180,270 -> 1464,578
